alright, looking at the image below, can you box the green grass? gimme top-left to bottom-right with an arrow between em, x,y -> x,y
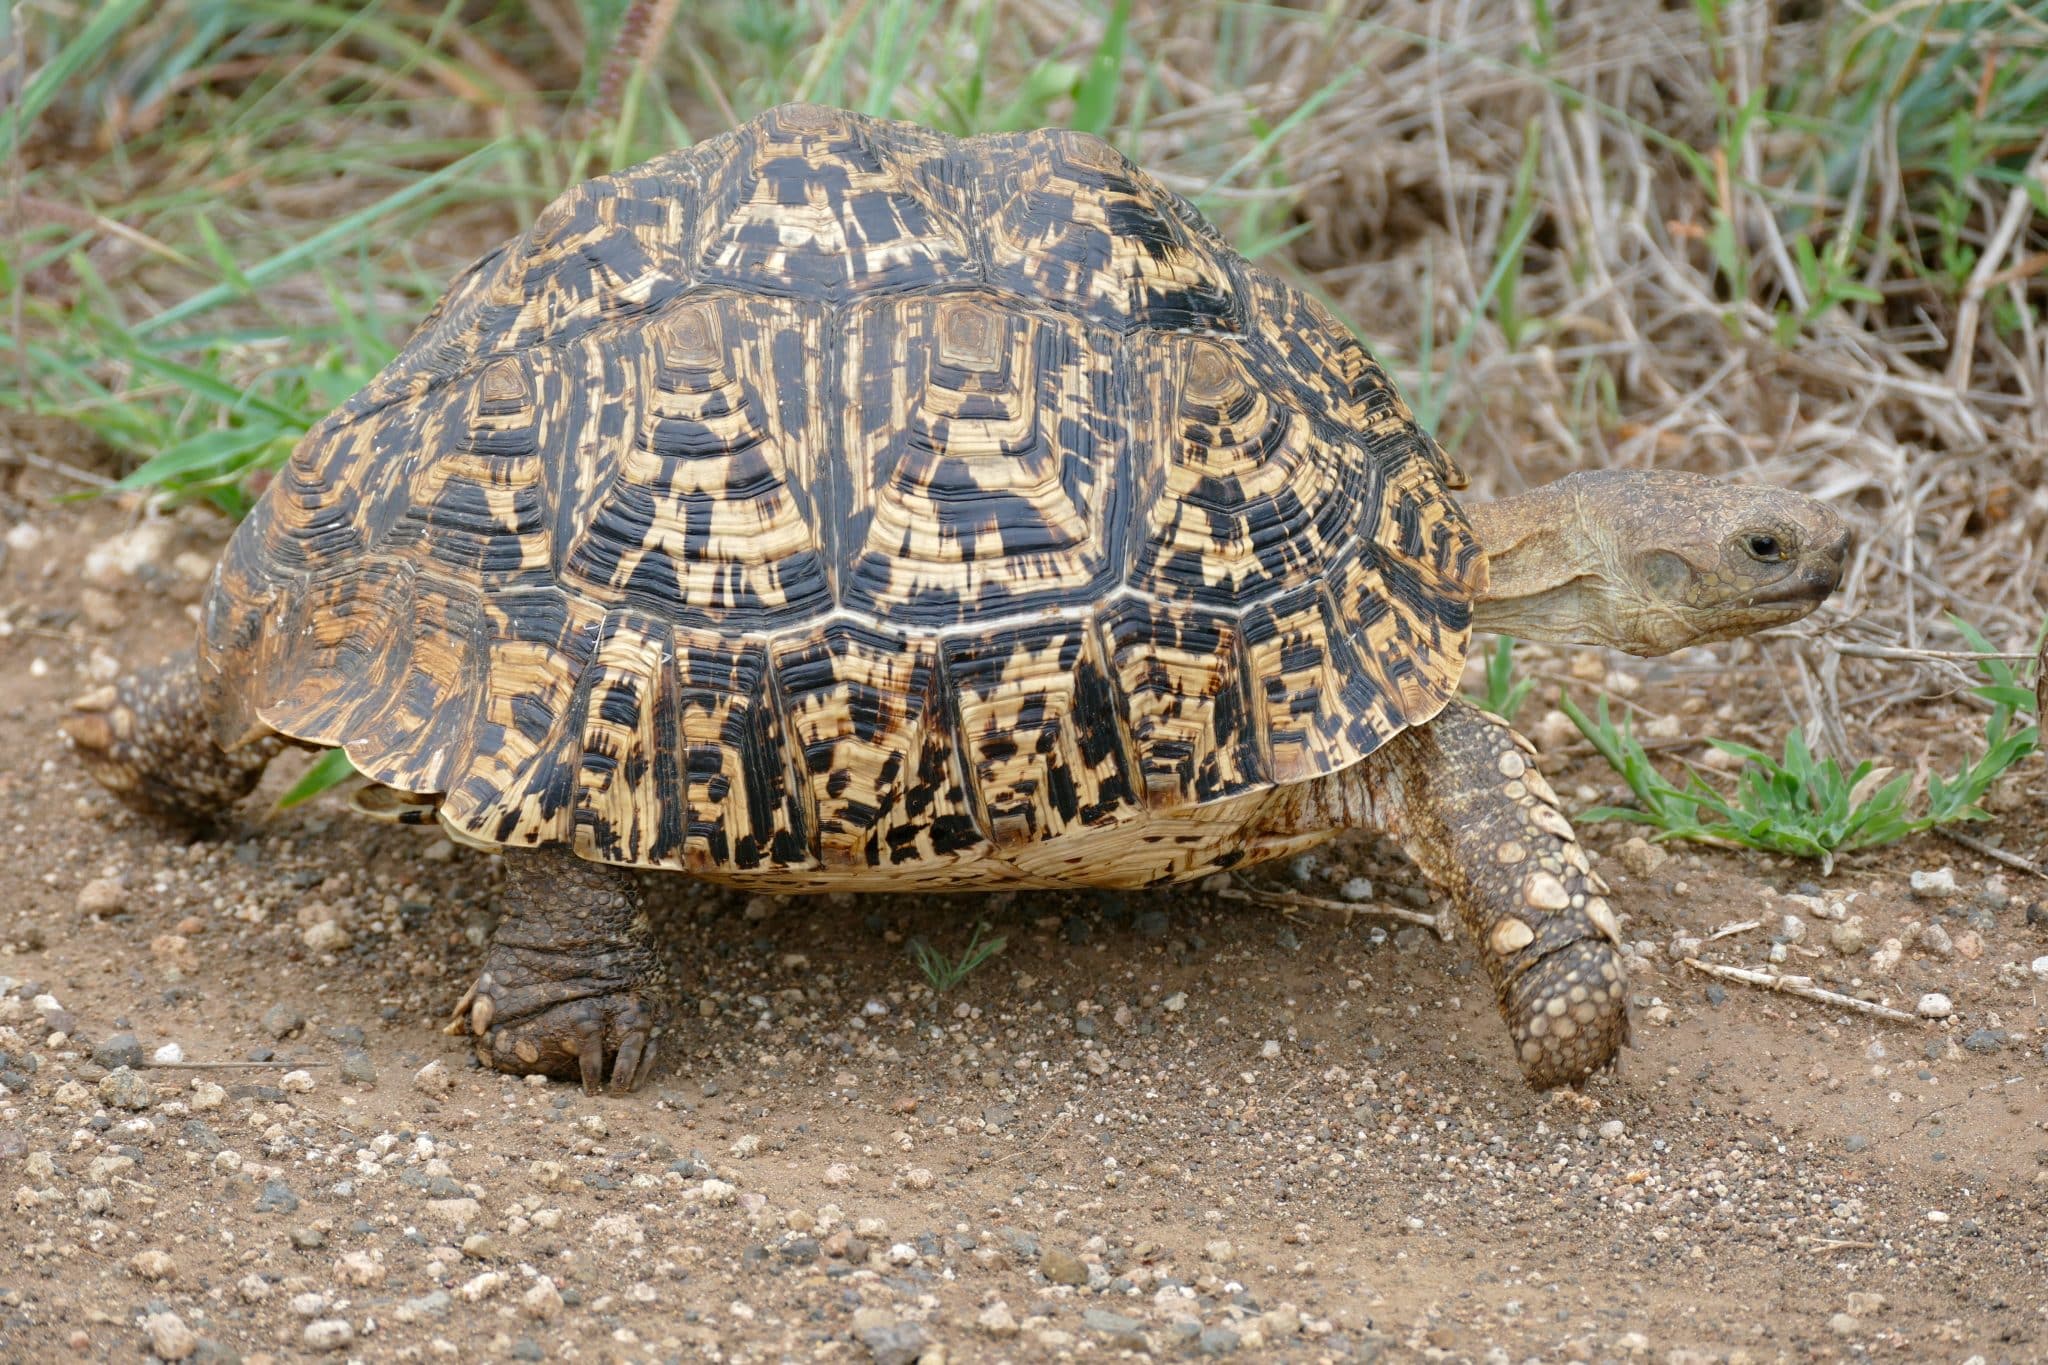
908,924 -> 1006,994
1468,636 -> 1536,726
1564,618 -> 2043,872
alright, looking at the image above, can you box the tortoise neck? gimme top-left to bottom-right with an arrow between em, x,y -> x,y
1462,483 -> 1612,647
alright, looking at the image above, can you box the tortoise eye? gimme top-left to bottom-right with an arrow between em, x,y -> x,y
1746,534 -> 1783,560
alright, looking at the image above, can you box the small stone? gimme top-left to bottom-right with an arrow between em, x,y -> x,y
336,1251 -> 385,1286
413,1060 -> 453,1094
1869,937 -> 1903,974
151,1042 -> 184,1065
1963,1028 -> 2005,1054
1198,1325 -> 1242,1356
1084,1308 -> 1146,1341
461,1233 -> 498,1259
886,1241 -> 917,1265
77,878 -> 126,915
978,1303 -> 1019,1337
94,1032 -> 144,1070
340,1049 -> 376,1085
1040,1245 -> 1089,1285
1843,1133 -> 1869,1153
289,1225 -> 325,1249
237,1274 -> 272,1302
303,1319 -> 354,1352
1829,921 -> 1866,956
1776,914 -> 1806,944
458,1270 -> 508,1302
128,1249 -> 176,1281
855,1315 -> 929,1365
144,1311 -> 197,1361
1260,1039 -> 1281,1059
1909,867 -> 1958,900
280,1069 -> 316,1093
1161,991 -> 1187,1013
1616,838 -> 1668,878
1341,877 -> 1374,901
2031,954 -> 2048,981
820,1163 -> 854,1187
1598,1119 -> 1626,1139
288,1292 -> 328,1318
261,1003 -> 305,1039
522,1276 -> 563,1320
98,1068 -> 152,1110
1918,922 -> 1954,958
1829,1313 -> 1860,1338
256,1179 -> 300,1212
1203,1238 -> 1234,1263
301,920 -> 351,953
1916,992 -> 1953,1019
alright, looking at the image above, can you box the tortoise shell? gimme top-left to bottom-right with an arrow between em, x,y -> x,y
200,103 -> 1484,889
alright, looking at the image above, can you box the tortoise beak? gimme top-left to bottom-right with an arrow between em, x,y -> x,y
1752,523 -> 1851,607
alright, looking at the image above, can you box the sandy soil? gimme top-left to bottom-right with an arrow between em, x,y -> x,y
3,472 -> 2046,1363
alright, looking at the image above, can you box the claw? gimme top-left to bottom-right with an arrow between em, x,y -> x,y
574,1011 -> 606,1096
444,980 -> 479,1036
610,1029 -> 648,1095
468,984 -> 496,1037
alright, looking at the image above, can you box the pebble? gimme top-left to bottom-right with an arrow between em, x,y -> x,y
522,1276 -> 563,1321
1963,1029 -> 2005,1054
340,1049 -> 377,1085
262,1003 -> 306,1039
280,1068 -> 316,1093
301,919 -> 351,953
1916,993 -> 1954,1019
414,1060 -> 453,1094
1616,837 -> 1669,878
1829,1313 -> 1860,1337
1829,921 -> 1866,956
1909,867 -> 1958,900
2031,955 -> 2048,981
1162,991 -> 1187,1013
128,1249 -> 176,1280
336,1252 -> 385,1286
1198,1325 -> 1242,1356
1869,938 -> 1903,974
1776,913 -> 1806,944
1040,1246 -> 1089,1285
93,1032 -> 144,1070
1918,922 -> 1954,958
1084,1308 -> 1146,1341
98,1068 -> 152,1110
1341,877 -> 1374,901
978,1303 -> 1020,1337
303,1319 -> 355,1352
143,1311 -> 197,1361
853,1311 -> 928,1365
77,877 -> 126,915
151,1042 -> 184,1065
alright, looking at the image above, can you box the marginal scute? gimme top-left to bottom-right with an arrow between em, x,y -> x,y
200,103 -> 1481,887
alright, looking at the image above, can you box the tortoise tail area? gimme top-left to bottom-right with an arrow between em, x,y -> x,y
65,650 -> 283,831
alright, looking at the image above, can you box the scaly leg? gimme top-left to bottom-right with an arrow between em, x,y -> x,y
1376,701 -> 1629,1088
64,650 -> 281,830
449,845 -> 667,1095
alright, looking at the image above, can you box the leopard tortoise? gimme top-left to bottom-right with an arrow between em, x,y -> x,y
68,104 -> 1849,1093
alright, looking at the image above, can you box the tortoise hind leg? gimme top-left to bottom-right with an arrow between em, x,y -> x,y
450,845 -> 669,1095
1377,700 -> 1630,1089
64,650 -> 280,831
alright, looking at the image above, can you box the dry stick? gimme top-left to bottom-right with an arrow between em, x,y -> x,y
1945,131 -> 2048,394
1935,827 -> 2048,881
141,1060 -> 335,1070
1682,958 -> 1917,1023
1214,887 -> 1449,939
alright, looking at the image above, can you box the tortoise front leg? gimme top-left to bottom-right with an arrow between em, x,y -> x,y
450,845 -> 668,1095
1376,701 -> 1629,1088
64,650 -> 281,831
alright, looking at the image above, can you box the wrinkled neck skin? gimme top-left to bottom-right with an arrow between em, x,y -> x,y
1463,484 -> 1669,655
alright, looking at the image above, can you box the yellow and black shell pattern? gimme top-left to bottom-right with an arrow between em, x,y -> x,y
200,104 -> 1485,891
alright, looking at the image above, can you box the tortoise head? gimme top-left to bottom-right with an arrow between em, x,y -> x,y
1462,469 -> 1852,656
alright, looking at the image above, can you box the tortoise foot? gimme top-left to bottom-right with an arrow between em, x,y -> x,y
449,968 -> 658,1094
452,845 -> 669,1095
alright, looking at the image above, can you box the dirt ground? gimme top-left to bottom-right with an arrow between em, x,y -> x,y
3,472 -> 2046,1363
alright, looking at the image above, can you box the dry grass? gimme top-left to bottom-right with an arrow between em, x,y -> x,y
6,0 -> 2047,770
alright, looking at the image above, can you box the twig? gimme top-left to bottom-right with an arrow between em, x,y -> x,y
140,1060 -> 334,1070
1707,919 -> 1761,941
1682,958 -> 1917,1023
1935,827 -> 2048,881
1214,886 -> 1449,939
